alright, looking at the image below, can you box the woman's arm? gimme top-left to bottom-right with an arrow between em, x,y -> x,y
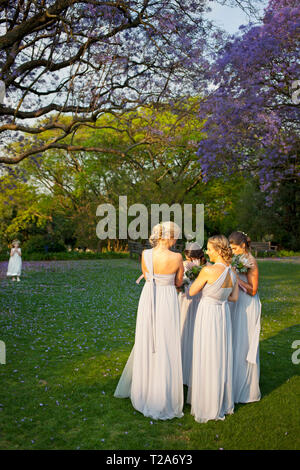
237,262 -> 259,296
175,255 -> 184,287
228,279 -> 239,302
189,266 -> 209,296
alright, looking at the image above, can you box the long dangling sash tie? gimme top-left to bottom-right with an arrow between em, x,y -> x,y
146,272 -> 156,353
136,273 -> 144,284
246,297 -> 261,364
135,272 -> 156,352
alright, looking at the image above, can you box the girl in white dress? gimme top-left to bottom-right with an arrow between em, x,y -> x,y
114,221 -> 184,420
7,240 -> 22,281
179,242 -> 206,386
187,235 -> 239,423
228,231 -> 261,404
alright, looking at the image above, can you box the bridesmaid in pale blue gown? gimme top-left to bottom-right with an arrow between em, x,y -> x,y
114,221 -> 184,420
229,231 -> 261,403
187,235 -> 239,423
178,243 -> 206,386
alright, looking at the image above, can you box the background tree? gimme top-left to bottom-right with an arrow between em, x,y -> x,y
0,167 -> 50,248
232,177 -> 300,250
16,100 -> 207,249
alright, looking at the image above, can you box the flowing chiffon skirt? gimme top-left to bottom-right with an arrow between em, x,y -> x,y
114,249 -> 184,420
179,289 -> 201,386
188,297 -> 234,423
230,280 -> 261,403
188,264 -> 235,423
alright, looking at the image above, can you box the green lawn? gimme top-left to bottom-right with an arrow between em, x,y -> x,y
0,259 -> 299,450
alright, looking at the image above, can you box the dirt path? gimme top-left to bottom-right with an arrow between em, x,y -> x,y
257,256 -> 300,263
0,258 -> 137,279
1,256 -> 299,279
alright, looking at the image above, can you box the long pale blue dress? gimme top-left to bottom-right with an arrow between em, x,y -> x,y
230,267 -> 261,403
114,248 -> 184,420
179,261 -> 202,386
188,263 -> 235,423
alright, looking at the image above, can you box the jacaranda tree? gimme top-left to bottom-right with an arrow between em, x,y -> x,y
0,0 -> 260,165
197,0 -> 300,197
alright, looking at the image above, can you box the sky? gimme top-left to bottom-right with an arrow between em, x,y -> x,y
206,0 -> 269,34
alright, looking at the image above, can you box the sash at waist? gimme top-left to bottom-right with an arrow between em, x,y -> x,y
199,296 -> 229,320
201,296 -> 228,307
145,275 -> 175,286
135,274 -> 175,286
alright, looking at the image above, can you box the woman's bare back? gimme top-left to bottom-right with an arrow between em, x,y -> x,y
152,249 -> 182,275
141,247 -> 184,288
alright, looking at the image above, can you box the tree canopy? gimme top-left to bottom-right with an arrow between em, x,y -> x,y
197,0 -> 300,193
0,0 -> 259,164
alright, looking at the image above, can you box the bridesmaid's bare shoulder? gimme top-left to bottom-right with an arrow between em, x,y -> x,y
171,251 -> 183,266
247,252 -> 258,269
202,263 -> 225,282
198,264 -> 212,278
203,263 -> 215,273
174,251 -> 183,260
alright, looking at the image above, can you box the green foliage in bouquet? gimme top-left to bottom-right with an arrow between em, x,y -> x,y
231,254 -> 253,273
178,265 -> 203,293
185,265 -> 203,281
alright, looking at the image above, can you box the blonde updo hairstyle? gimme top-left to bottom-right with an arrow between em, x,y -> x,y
149,221 -> 181,247
207,234 -> 233,264
11,239 -> 21,248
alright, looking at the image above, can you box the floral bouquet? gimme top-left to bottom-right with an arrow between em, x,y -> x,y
178,263 -> 203,294
231,254 -> 254,293
185,264 -> 203,281
231,254 -> 253,273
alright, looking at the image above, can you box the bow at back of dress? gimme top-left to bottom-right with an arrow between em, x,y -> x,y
202,263 -> 236,302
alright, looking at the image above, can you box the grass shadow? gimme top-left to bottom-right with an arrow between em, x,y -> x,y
259,324 -> 300,397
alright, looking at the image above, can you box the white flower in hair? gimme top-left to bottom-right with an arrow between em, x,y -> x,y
185,242 -> 202,251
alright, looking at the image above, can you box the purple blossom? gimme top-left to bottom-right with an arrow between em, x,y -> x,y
196,0 -> 300,195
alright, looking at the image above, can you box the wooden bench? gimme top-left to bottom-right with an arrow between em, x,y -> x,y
128,240 -> 184,260
128,241 -> 151,258
251,241 -> 278,257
